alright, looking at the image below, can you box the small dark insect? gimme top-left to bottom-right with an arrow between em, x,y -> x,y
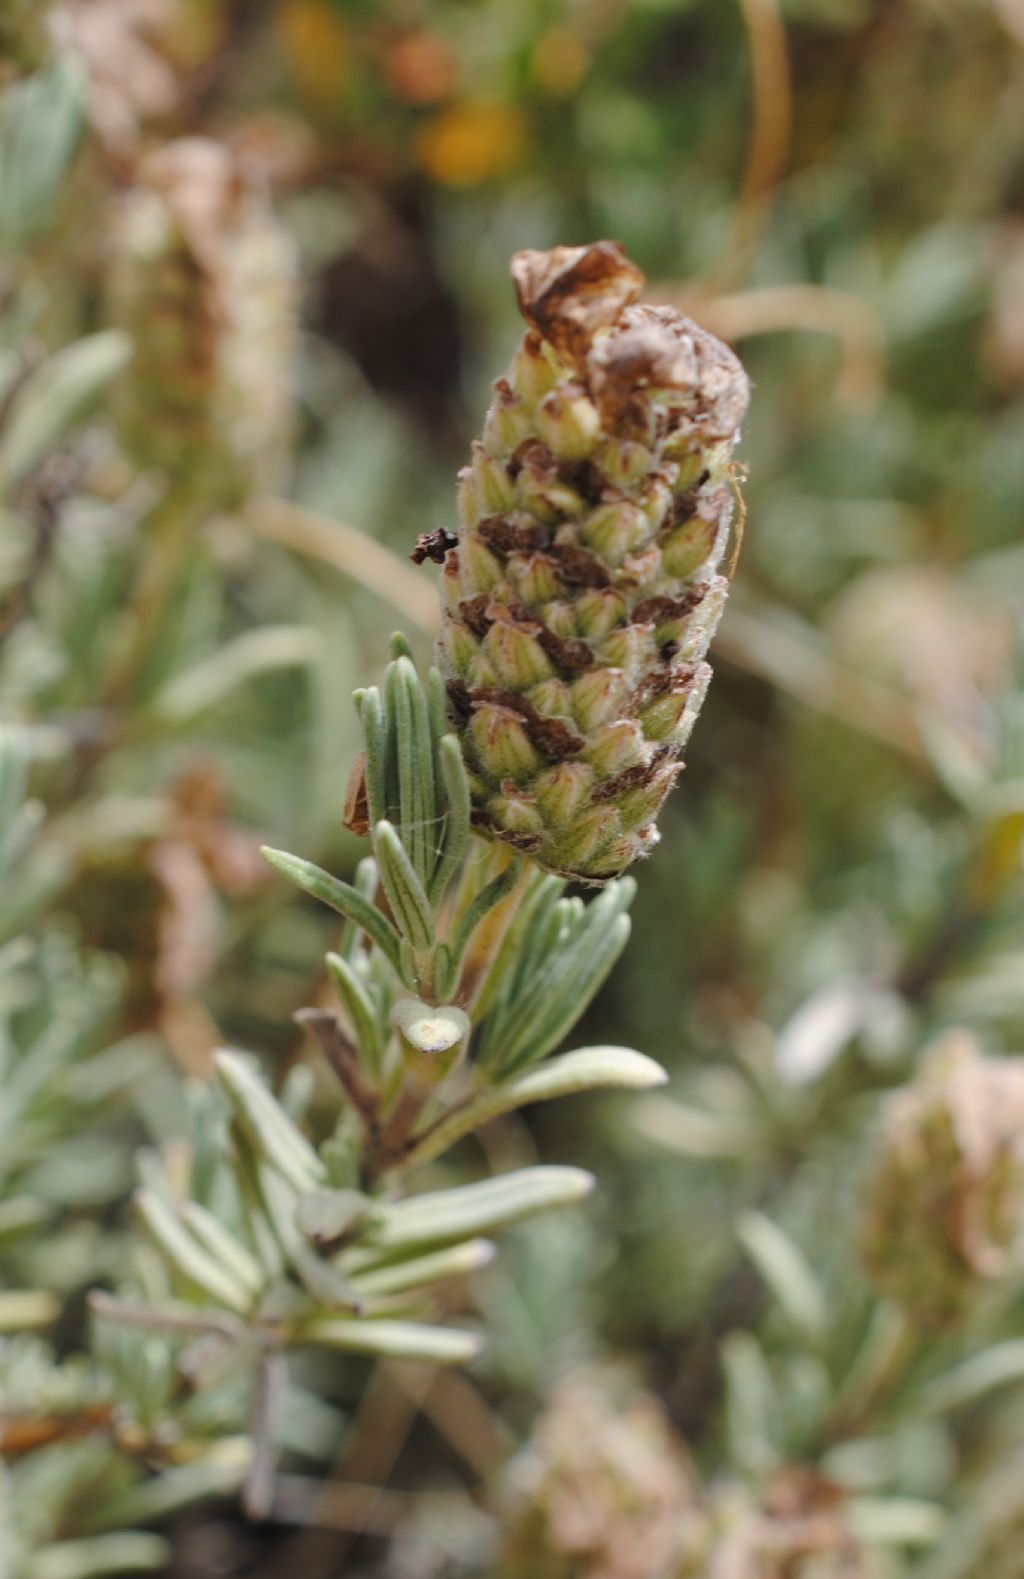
410,526 -> 457,565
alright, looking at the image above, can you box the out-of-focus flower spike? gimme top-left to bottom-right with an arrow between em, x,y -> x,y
105,136 -> 297,510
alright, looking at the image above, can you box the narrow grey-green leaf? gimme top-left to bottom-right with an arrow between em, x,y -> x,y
429,734 -> 472,905
922,1340 -> 1024,1416
373,820 -> 435,948
433,941 -> 458,1001
355,686 -> 388,830
254,1157 -> 361,1311
326,951 -> 384,1076
395,657 -> 435,887
736,1210 -> 826,1345
845,1499 -> 946,1547
722,1330 -> 780,1475
261,845 -> 401,969
350,1240 -> 495,1299
473,874 -> 566,1057
483,879 -> 633,1073
495,911 -> 632,1074
383,657 -> 405,829
407,1046 -> 667,1169
214,1050 -> 325,1195
88,1440 -> 250,1529
0,56 -> 87,249
179,1203 -> 265,1300
88,1292 -> 242,1339
631,1094 -> 755,1159
134,1190 -> 252,1315
368,1166 -> 594,1251
427,666 -> 448,816
0,330 -> 130,485
230,1123 -> 286,1281
336,856 -> 381,963
292,1316 -> 481,1364
28,1534 -> 171,1579
152,628 -> 320,725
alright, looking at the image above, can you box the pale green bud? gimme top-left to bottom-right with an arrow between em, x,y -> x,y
617,763 -> 679,832
527,678 -> 574,718
465,442 -> 517,516
517,465 -> 585,524
488,787 -> 545,839
442,620 -> 481,679
581,501 -> 648,566
533,761 -> 596,825
484,383 -> 532,453
593,436 -> 653,490
558,805 -> 620,869
539,600 -> 579,640
638,473 -> 674,533
677,578 -> 728,664
468,703 -> 541,784
575,588 -> 627,641
585,719 -> 647,777
483,620 -> 554,688
535,386 -> 601,461
508,552 -> 564,605
571,668 -> 629,732
638,683 -> 691,743
599,623 -> 657,682
662,507 -> 727,580
509,331 -> 560,406
460,533 -> 506,595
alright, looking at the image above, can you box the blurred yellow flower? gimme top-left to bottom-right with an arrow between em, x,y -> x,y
531,26 -> 590,97
415,101 -> 528,187
275,0 -> 348,107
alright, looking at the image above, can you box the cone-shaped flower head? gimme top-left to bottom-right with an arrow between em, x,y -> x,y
707,1470 -> 873,1578
432,240 -> 750,881
860,1029 -> 1024,1324
497,1372 -> 708,1579
105,137 -> 296,508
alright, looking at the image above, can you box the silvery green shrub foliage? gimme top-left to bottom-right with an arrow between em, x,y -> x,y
5,7 -> 1024,1577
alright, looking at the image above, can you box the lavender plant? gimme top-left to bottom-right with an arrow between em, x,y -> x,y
80,241 -> 750,1525
4,4 -> 1024,1576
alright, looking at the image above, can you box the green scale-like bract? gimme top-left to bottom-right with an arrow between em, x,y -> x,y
437,241 -> 750,882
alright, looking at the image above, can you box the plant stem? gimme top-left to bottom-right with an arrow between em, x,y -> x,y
457,852 -> 530,1014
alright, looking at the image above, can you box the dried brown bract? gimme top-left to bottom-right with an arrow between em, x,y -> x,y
510,240 -> 645,368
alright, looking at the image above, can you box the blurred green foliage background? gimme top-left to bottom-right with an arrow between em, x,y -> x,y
4,0 -> 1024,1574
